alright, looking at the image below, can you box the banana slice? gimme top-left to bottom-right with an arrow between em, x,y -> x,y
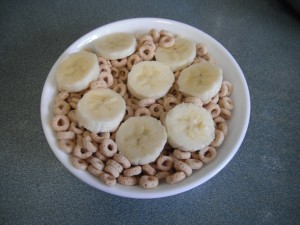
155,38 -> 196,72
165,103 -> 215,152
55,51 -> 100,92
76,88 -> 126,133
116,116 -> 167,165
178,62 -> 223,104
127,61 -> 175,100
93,32 -> 136,60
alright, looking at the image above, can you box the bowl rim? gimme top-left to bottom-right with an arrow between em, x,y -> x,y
41,17 -> 251,199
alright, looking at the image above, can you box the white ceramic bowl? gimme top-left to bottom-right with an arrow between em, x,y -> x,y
41,18 -> 250,199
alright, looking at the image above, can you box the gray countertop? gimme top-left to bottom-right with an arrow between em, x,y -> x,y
0,0 -> 299,224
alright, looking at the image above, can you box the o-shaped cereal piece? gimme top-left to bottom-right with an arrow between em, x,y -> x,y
204,103 -> 221,118
55,91 -> 69,101
71,156 -> 88,170
123,166 -> 142,177
90,79 -> 107,89
199,146 -> 217,164
166,171 -> 186,184
99,173 -> 116,186
90,157 -> 105,171
82,135 -> 98,153
140,175 -> 159,189
99,72 -> 114,88
119,68 -> 129,81
96,151 -> 108,162
99,138 -> 118,158
52,114 -> 70,131
127,54 -> 142,70
117,175 -> 137,186
184,96 -> 203,107
173,149 -> 191,160
67,110 -> 77,122
113,154 -> 131,169
69,121 -> 83,134
56,131 -> 75,140
142,164 -> 156,176
98,56 -> 109,65
100,64 -> 111,74
112,83 -> 127,97
214,116 -> 226,124
202,53 -> 216,64
111,58 -> 127,68
123,106 -> 134,121
211,94 -> 219,104
58,139 -> 75,153
137,98 -> 156,107
220,107 -> 231,120
159,30 -> 174,37
156,156 -> 173,171
149,103 -> 164,118
90,132 -> 110,143
111,67 -> 119,78
53,100 -> 70,115
73,145 -> 93,159
143,40 -> 156,51
87,165 -> 104,177
159,35 -> 175,48
210,130 -> 225,148
163,96 -> 179,111
134,107 -> 151,117
106,159 -> 123,173
155,171 -> 170,180
138,34 -> 153,46
139,44 -> 155,61
173,159 -> 193,176
149,28 -> 160,42
104,164 -> 120,178
184,158 -> 203,170
219,97 -> 234,110
196,43 -> 208,57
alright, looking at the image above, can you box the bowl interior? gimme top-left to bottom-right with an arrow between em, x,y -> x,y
41,18 -> 250,199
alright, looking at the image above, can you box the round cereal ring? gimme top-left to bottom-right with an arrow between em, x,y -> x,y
173,149 -> 191,160
69,101 -> 78,110
219,97 -> 234,110
218,82 -> 229,97
99,72 -> 114,88
106,159 -> 123,173
123,105 -> 134,121
76,134 -> 83,146
90,132 -> 110,143
159,35 -> 175,48
138,98 -> 156,107
73,145 -> 93,159
134,107 -> 151,117
217,122 -> 228,137
149,28 -> 160,42
126,97 -> 139,110
58,139 -> 75,153
100,64 -> 111,74
113,154 -> 131,169
140,175 -> 159,189
90,157 -> 105,171
111,66 -> 119,78
98,56 -> 108,65
149,103 -> 164,118
204,102 -> 221,118
156,156 -> 173,171
96,150 -> 108,162
71,156 -> 88,170
55,91 -> 69,101
142,164 -> 156,176
214,116 -> 226,124
119,67 -> 129,81
202,53 -> 216,64
56,131 -> 75,140
67,93 -> 81,102
82,135 -> 98,153
159,111 -> 167,124
184,158 -> 203,170
211,94 -> 220,104
143,40 -> 156,51
159,29 -> 174,37
196,43 -> 208,57
117,175 -> 137,186
112,82 -> 127,97
193,57 -> 206,64
155,171 -> 170,180
104,165 -> 120,178
90,79 -> 107,89
99,173 -> 116,186
53,100 -> 70,115
223,81 -> 233,96
111,58 -> 127,68
210,130 -> 225,148
220,107 -> 232,120
127,54 -> 142,70
67,110 -> 77,122
199,146 -> 217,164
87,165 -> 104,177
123,166 -> 142,177
163,96 -> 179,111
69,121 -> 83,134
173,159 -> 192,176
138,44 -> 155,61
52,114 -> 70,131
166,171 -> 186,184
99,138 -> 117,158
184,97 -> 203,107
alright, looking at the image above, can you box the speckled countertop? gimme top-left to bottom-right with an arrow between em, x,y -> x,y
0,0 -> 299,224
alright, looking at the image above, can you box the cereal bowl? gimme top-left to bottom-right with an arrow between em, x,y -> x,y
41,18 -> 250,199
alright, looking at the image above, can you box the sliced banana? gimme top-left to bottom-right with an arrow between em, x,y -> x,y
127,61 -> 175,99
116,116 -> 167,165
93,32 -> 136,60
76,88 -> 126,133
165,103 -> 215,152
155,38 -> 196,72
55,51 -> 99,92
178,62 -> 223,104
